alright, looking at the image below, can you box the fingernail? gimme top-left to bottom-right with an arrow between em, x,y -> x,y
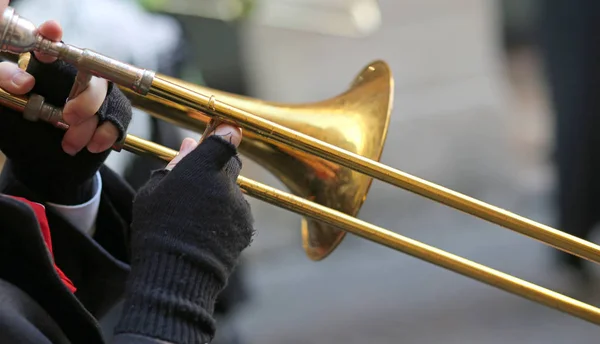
213,124 -> 242,147
12,71 -> 31,87
87,142 -> 101,153
63,143 -> 77,156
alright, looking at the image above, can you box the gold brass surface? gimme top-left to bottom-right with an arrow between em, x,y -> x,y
147,73 -> 600,265
6,101 -> 598,324
7,29 -> 600,264
0,82 -> 27,110
120,133 -> 600,327
5,49 -> 600,325
120,61 -> 392,260
118,66 -> 600,267
17,52 -> 392,260
1,88 -> 589,325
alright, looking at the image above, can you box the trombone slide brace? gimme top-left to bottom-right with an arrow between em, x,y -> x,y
21,92 -> 126,150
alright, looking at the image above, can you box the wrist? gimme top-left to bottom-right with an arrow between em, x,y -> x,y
115,250 -> 225,343
25,173 -> 96,205
43,177 -> 96,205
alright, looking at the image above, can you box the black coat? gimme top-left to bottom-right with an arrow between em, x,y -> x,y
0,164 -> 140,343
539,0 -> 600,241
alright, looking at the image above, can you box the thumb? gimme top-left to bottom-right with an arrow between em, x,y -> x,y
191,123 -> 242,171
166,123 -> 242,171
207,123 -> 242,148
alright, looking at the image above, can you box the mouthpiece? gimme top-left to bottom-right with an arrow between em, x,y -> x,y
0,7 -> 41,54
0,6 -> 155,95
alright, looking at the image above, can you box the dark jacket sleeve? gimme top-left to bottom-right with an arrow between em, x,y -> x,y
0,279 -> 71,344
0,164 -> 186,344
0,279 -> 178,344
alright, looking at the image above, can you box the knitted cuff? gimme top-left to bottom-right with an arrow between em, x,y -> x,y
114,250 -> 224,344
1,159 -> 96,205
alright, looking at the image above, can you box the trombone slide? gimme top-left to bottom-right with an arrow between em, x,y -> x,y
1,6 -> 599,267
0,5 -> 600,327
0,82 -> 600,327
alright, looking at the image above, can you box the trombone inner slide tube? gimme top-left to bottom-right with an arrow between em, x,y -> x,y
0,88 -> 599,326
146,78 -> 600,262
0,6 -> 599,265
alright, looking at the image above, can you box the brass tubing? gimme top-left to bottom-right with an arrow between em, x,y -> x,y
120,132 -> 600,326
1,87 -> 600,326
4,36 -> 599,264
147,77 -> 600,265
1,5 -> 596,264
1,6 -> 599,326
0,86 -> 27,110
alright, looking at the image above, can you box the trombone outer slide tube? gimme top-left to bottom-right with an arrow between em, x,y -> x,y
4,13 -> 597,266
147,76 -> 600,266
122,133 -> 600,327
3,4 -> 596,265
0,87 -> 599,326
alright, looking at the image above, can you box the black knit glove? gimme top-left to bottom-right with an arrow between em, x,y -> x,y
114,135 -> 254,344
0,53 -> 132,204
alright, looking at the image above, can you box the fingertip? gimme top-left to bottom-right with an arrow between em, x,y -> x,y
0,62 -> 34,94
10,70 -> 34,92
166,138 -> 199,171
62,77 -> 108,126
181,137 -> 198,153
87,122 -> 118,153
61,142 -> 77,156
212,124 -> 242,148
34,20 -> 63,64
38,20 -> 63,41
62,117 -> 99,155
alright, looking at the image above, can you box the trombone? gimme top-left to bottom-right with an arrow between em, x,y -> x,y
0,6 -> 599,326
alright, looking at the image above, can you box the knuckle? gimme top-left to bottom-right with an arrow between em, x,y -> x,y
64,101 -> 96,124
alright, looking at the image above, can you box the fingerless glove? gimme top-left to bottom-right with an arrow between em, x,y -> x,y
0,53 -> 132,204
114,136 -> 254,344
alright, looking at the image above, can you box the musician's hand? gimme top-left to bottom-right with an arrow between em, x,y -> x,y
0,21 -> 114,156
0,20 -> 131,204
117,127 -> 252,343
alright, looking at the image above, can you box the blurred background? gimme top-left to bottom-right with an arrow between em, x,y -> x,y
4,0 -> 600,343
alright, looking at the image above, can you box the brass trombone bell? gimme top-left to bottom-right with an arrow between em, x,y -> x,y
3,83 -> 600,326
120,66 -> 392,261
2,6 -> 598,267
2,6 -> 600,326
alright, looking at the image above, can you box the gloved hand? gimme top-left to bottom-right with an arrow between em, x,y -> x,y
114,126 -> 255,344
0,21 -> 132,204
